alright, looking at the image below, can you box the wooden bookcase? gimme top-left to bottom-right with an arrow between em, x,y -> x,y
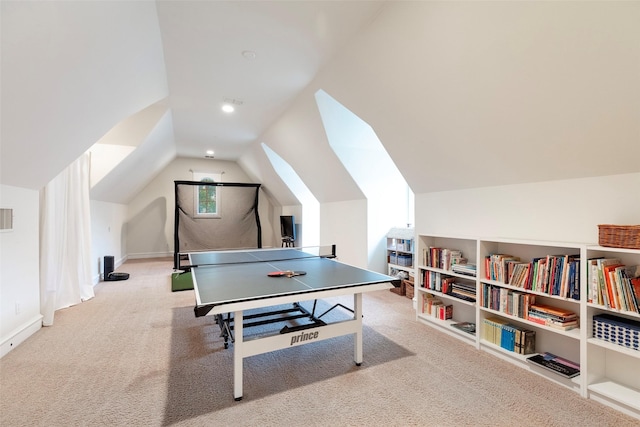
415,234 -> 640,420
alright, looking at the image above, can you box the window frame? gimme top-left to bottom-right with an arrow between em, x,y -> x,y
192,172 -> 222,219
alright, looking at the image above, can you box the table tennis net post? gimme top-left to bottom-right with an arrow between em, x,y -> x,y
178,244 -> 336,270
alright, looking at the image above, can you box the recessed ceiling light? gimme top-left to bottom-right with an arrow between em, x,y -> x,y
206,150 -> 214,156
222,104 -> 235,113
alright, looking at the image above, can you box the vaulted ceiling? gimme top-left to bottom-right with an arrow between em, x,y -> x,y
2,1 -> 639,207
1,1 -> 384,204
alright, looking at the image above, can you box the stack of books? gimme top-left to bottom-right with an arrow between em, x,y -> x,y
451,322 -> 476,335
526,352 -> 580,378
452,262 -> 477,277
444,281 -> 476,302
527,304 -> 578,331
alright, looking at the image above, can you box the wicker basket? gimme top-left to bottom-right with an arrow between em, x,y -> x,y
404,280 -> 414,299
389,281 -> 405,296
598,224 -> 640,250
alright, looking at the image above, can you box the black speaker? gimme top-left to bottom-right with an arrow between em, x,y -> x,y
104,256 -> 114,280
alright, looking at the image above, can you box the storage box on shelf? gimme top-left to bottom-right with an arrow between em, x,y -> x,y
416,235 -> 478,344
585,245 -> 640,419
414,234 -> 640,420
387,228 -> 415,295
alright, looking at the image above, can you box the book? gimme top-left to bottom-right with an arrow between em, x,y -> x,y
528,307 -> 577,322
587,257 -> 604,303
451,322 -> 476,335
439,304 -> 453,320
520,330 -> 536,355
603,263 -> 624,309
626,266 -> 640,313
631,277 -> 640,313
526,353 -> 580,378
529,304 -> 577,319
595,258 -> 622,307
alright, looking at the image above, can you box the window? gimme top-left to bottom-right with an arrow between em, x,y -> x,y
198,178 -> 217,215
193,172 -> 222,218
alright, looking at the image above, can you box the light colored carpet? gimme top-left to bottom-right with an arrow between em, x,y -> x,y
0,257 -> 637,427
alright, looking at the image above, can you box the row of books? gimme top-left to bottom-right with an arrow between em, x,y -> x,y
480,283 -> 537,319
483,317 -> 536,354
422,295 -> 453,320
480,284 -> 579,330
422,271 -> 476,302
484,253 -> 580,300
587,258 -> 640,313
423,247 -> 467,271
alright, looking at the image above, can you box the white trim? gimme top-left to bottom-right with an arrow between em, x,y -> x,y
0,315 -> 43,358
126,252 -> 171,260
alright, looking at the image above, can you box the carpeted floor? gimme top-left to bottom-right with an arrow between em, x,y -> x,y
0,257 -> 637,427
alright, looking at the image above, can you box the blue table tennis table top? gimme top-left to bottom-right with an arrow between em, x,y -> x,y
188,248 -> 396,309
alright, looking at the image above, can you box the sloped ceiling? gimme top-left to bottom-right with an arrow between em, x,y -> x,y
155,1 -> 385,161
1,1 -> 169,191
255,1 -> 640,196
89,100 -> 176,204
2,1 -> 639,207
1,0 -> 384,208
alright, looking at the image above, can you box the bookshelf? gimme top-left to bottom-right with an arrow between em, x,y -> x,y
387,227 -> 415,284
584,245 -> 640,419
415,234 -> 640,420
416,235 -> 477,345
478,238 -> 583,395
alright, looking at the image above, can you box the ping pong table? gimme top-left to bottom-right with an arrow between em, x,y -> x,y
187,247 -> 396,400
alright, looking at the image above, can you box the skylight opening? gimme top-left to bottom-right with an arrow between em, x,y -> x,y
261,143 -> 320,247
314,89 -> 414,268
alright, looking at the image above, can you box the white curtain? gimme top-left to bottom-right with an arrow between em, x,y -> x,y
40,153 -> 94,326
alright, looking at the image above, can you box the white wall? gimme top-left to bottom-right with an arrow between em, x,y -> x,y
0,185 -> 41,357
90,200 -> 128,282
125,157 -> 276,259
415,172 -> 640,244
320,199 -> 368,268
